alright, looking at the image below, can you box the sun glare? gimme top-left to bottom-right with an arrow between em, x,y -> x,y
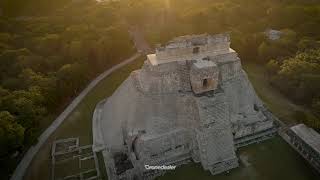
165,0 -> 171,9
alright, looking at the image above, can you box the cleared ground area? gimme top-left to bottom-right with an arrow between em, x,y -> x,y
159,136 -> 319,180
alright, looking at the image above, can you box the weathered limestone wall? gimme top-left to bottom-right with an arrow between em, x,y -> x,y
136,61 -> 191,94
156,43 -> 230,62
221,68 -> 274,141
219,60 -> 242,82
190,60 -> 219,94
195,94 -> 238,172
154,33 -> 231,65
233,120 -> 273,139
176,96 -> 200,128
135,128 -> 192,165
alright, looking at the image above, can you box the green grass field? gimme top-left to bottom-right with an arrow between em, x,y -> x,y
159,136 -> 318,180
96,151 -> 108,180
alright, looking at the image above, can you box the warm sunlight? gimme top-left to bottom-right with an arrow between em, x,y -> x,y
1,1 -> 320,180
165,0 -> 171,9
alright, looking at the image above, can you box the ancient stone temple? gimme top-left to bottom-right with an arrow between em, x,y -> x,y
92,33 -> 277,180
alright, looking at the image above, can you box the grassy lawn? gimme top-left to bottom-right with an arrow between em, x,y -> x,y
96,151 -> 108,180
24,55 -> 145,180
159,136 -> 318,180
242,62 -> 318,125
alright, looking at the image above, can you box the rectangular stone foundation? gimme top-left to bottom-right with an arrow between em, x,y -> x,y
235,127 -> 278,148
209,158 -> 239,175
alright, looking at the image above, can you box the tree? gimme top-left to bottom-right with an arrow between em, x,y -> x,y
0,48 -> 31,80
0,33 -> 12,44
1,77 -> 22,90
17,55 -> 46,73
266,59 -> 280,74
0,111 -> 24,156
273,49 -> 320,103
298,37 -> 320,51
1,88 -> 46,138
35,34 -> 61,56
258,29 -> 298,62
18,69 -> 45,89
56,63 -> 87,97
0,86 -> 9,109
67,40 -> 84,61
312,97 -> 320,115
258,41 -> 278,62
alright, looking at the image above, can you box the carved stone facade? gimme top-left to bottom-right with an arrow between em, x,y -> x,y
92,33 -> 277,180
286,124 -> 320,173
148,33 -> 231,66
190,60 -> 219,94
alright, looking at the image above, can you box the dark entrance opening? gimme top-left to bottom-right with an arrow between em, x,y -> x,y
113,152 -> 134,175
193,47 -> 200,54
203,79 -> 208,87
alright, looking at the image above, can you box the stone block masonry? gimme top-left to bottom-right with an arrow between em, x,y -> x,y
93,33 -> 277,180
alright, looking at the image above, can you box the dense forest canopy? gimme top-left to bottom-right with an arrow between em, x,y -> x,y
0,0 -> 73,16
0,1 -> 135,178
1,0 -> 320,179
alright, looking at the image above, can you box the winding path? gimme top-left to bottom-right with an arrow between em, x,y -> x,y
10,27 -> 151,180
